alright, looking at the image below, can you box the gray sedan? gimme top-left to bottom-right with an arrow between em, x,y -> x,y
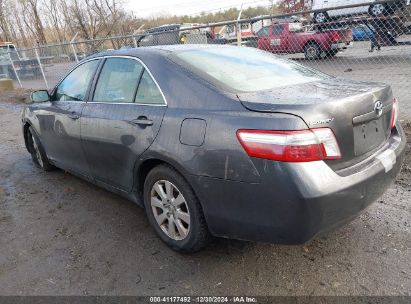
22,45 -> 405,252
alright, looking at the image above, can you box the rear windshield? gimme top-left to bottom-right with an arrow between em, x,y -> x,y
173,47 -> 329,93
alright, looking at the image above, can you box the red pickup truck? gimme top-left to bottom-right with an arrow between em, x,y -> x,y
256,22 -> 352,59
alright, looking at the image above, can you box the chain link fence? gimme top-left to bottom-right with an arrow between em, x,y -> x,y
1,0 -> 410,117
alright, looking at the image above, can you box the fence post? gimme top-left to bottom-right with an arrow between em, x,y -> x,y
8,52 -> 22,88
70,32 -> 79,62
236,4 -> 243,46
236,23 -> 242,46
34,48 -> 49,90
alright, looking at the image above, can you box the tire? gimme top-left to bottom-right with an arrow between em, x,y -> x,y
313,12 -> 328,23
144,164 -> 211,253
304,43 -> 322,60
28,126 -> 54,171
325,50 -> 338,58
369,4 -> 387,16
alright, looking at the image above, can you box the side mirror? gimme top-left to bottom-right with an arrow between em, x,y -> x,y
31,90 -> 50,103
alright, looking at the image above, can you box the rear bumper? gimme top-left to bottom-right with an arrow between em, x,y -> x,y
331,41 -> 352,50
190,124 -> 406,244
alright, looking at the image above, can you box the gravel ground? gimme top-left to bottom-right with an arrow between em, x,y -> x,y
0,93 -> 410,296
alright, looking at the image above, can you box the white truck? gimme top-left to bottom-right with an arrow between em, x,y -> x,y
0,42 -> 41,79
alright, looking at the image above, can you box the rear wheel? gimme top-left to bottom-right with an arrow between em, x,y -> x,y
304,43 -> 322,60
313,12 -> 328,23
144,164 -> 211,253
369,4 -> 387,16
28,126 -> 54,171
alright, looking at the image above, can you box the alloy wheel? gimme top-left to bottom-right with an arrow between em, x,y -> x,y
315,12 -> 326,23
371,4 -> 385,16
31,134 -> 43,168
150,180 -> 190,241
306,45 -> 319,59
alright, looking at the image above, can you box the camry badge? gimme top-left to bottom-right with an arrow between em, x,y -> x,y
374,100 -> 383,117
308,117 -> 334,126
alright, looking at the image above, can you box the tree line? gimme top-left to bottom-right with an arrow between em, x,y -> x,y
0,0 -> 311,48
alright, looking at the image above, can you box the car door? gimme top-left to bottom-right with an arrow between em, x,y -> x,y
81,57 -> 167,191
348,0 -> 371,15
37,59 -> 100,178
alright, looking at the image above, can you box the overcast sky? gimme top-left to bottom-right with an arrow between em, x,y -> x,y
124,0 -> 272,18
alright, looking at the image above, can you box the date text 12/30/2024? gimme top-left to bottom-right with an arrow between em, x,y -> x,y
149,296 -> 258,303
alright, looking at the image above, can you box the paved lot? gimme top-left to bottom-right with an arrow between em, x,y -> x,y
0,98 -> 410,296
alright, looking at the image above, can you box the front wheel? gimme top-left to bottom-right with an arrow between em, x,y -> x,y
369,4 -> 387,16
144,164 -> 211,253
304,43 -> 322,60
28,126 -> 54,171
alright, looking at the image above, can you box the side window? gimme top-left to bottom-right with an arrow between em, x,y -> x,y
135,70 -> 165,105
139,34 -> 156,46
93,58 -> 143,103
257,27 -> 269,37
55,60 -> 99,101
272,25 -> 284,35
241,23 -> 250,30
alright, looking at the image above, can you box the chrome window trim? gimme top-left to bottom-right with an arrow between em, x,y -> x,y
59,55 -> 168,107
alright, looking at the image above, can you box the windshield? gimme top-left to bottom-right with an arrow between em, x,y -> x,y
173,47 -> 329,92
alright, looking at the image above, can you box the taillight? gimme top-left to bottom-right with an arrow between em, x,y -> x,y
236,128 -> 341,162
390,97 -> 399,129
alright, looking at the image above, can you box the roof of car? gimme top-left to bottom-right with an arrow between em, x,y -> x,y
87,44 -> 234,60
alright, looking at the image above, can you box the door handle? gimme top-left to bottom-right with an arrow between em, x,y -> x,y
67,112 -> 80,120
129,116 -> 153,126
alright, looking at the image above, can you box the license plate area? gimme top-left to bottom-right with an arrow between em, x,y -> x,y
353,118 -> 387,156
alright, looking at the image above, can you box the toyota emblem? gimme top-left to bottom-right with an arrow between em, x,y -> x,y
374,100 -> 383,117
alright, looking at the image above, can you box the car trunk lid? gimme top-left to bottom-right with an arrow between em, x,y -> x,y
237,78 -> 393,170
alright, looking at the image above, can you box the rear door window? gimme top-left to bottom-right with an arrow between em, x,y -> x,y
93,58 -> 143,103
135,70 -> 165,105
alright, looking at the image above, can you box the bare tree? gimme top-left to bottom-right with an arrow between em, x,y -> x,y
0,0 -> 12,41
19,0 -> 48,44
43,0 -> 66,43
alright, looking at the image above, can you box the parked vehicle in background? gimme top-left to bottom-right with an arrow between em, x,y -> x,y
223,22 -> 254,42
23,45 -> 405,253
352,24 -> 375,40
137,24 -> 226,47
250,16 -> 274,36
0,42 -> 41,79
256,22 -> 352,59
0,42 -> 20,61
311,0 -> 411,23
272,14 -> 307,24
